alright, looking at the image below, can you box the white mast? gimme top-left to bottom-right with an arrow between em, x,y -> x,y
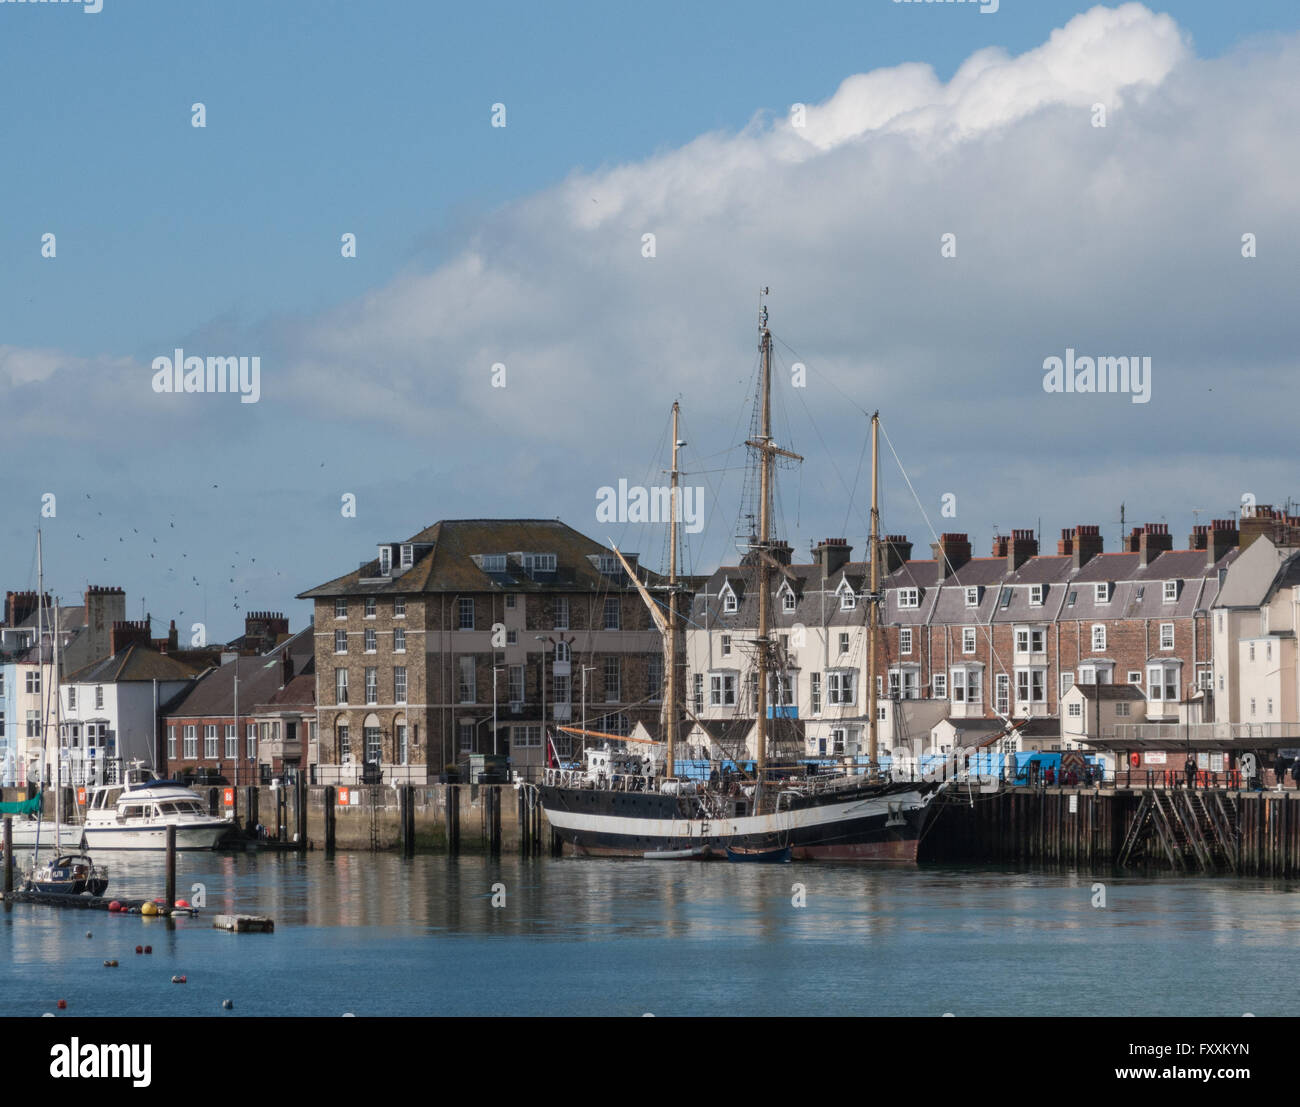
54,598 -> 62,850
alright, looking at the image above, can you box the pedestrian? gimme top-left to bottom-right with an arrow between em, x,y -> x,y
1184,754 -> 1197,790
1292,761 -> 1300,790
1045,764 -> 1056,787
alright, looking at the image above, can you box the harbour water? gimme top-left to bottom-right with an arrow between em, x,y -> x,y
4,853 -> 1299,1017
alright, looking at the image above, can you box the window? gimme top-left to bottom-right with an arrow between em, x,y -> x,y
604,598 -> 621,630
1067,702 -> 1082,718
898,588 -> 919,609
458,722 -> 474,754
400,545 -> 413,569
693,674 -> 704,714
770,672 -> 796,706
365,668 -> 378,705
553,598 -> 569,629
334,598 -> 347,618
1030,584 -> 1044,606
1060,672 -> 1074,696
997,673 -> 1011,714
827,670 -> 856,706
365,598 -> 376,618
365,727 -> 381,764
840,587 -> 857,612
335,668 -> 349,704
183,725 -> 197,759
1159,623 -> 1174,650
458,657 -> 475,703
709,672 -> 737,707
1163,580 -> 1177,603
67,686 -> 76,711
900,628 -> 912,655
204,725 -> 218,759
951,669 -> 966,703
506,630 -> 517,645
0,672 -> 4,696
722,587 -> 738,614
1094,583 -> 1111,604
394,596 -> 406,618
598,554 -> 618,575
1015,628 -> 1044,653
364,628 -> 377,652
505,593 -> 516,609
553,674 -> 570,704
1016,669 -> 1046,704
647,656 -> 663,701
962,627 -> 976,655
553,641 -> 570,664
811,672 -> 822,713
394,667 -> 407,704
94,685 -> 104,710
782,590 -> 796,614
950,668 -> 982,703
933,672 -> 947,699
482,554 -> 507,573
964,587 -> 980,608
1128,671 -> 1142,684
167,726 -> 176,760
393,627 -> 405,652
379,547 -> 391,575
839,633 -> 850,655
458,597 -> 474,630
222,724 -> 236,759
508,665 -> 524,703
247,723 -> 257,759
25,671 -> 40,695
1091,625 -> 1106,652
604,657 -> 620,702
999,588 -> 1013,609
25,711 -> 39,739
1067,591 -> 1077,608
520,552 -> 556,576
1146,664 -> 1179,703
397,724 -> 409,763
335,630 -> 347,653
721,634 -> 732,658
513,725 -> 540,749
1115,701 -> 1131,717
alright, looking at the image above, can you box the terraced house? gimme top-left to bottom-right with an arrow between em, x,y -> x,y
298,519 -> 670,784
686,516 -> 1244,762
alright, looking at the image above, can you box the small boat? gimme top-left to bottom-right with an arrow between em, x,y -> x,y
643,847 -> 710,860
25,853 -> 109,896
82,762 -> 234,850
726,844 -> 792,863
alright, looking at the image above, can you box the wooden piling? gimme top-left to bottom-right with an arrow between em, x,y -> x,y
446,785 -> 460,855
164,825 -> 176,909
296,773 -> 308,851
246,785 -> 259,836
323,786 -> 336,853
3,817 -> 11,894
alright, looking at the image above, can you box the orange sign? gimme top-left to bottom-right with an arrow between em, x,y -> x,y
77,787 -> 86,806
223,788 -> 234,807
338,787 -> 350,806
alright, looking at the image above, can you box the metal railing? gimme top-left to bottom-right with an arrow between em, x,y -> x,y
1114,722 -> 1299,742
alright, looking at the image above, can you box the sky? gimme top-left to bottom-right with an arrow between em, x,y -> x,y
2,1 -> 1299,644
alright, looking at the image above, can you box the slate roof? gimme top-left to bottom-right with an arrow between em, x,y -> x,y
64,643 -> 202,684
1073,683 -> 1144,701
163,628 -> 314,718
299,519 -> 664,599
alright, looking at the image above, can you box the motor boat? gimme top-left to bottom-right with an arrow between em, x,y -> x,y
82,763 -> 234,850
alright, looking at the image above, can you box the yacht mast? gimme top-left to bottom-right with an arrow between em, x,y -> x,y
867,412 -> 880,774
666,401 -> 681,778
54,598 -> 62,849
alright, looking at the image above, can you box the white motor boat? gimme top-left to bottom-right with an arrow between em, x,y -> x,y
81,763 -> 234,850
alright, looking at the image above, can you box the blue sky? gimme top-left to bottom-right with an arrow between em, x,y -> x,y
2,1 -> 1299,642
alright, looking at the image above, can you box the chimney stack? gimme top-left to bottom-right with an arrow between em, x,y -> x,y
769,540 -> 793,567
929,533 -> 972,583
1007,529 -> 1038,572
109,617 -> 152,656
5,590 -> 48,628
1203,518 -> 1239,565
1136,522 -> 1173,568
991,534 -> 1009,559
813,538 -> 852,578
244,611 -> 290,654
881,535 -> 912,576
1069,525 -> 1104,570
1056,528 -> 1074,556
1240,505 -> 1300,552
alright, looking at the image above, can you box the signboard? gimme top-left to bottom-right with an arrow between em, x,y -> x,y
1146,751 -> 1167,765
76,787 -> 86,806
1069,794 -> 1078,814
1197,753 -> 1210,771
337,787 -> 350,806
350,790 -> 361,806
1210,753 -> 1225,773
223,788 -> 234,807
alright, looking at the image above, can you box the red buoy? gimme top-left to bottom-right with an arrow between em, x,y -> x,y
108,900 -> 122,912
57,999 -> 67,1009
135,946 -> 143,954
175,899 -> 190,908
144,946 -> 152,954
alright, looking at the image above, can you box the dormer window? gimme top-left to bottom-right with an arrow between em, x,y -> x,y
898,588 -> 919,609
1163,580 -> 1178,603
481,554 -> 507,573
1095,582 -> 1112,604
838,583 -> 857,612
400,545 -> 413,569
1029,584 -> 1044,606
378,546 -> 391,575
721,583 -> 738,614
780,585 -> 796,614
964,587 -> 980,608
598,554 -> 618,575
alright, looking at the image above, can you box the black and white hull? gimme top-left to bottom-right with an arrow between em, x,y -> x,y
539,779 -> 940,861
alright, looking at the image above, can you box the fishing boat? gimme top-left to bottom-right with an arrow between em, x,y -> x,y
81,762 -> 233,850
537,294 -> 946,860
24,853 -> 109,896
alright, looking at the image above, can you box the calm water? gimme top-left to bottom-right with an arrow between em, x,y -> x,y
4,852 -> 1299,1017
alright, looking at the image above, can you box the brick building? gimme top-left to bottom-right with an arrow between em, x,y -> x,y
297,519 -> 672,783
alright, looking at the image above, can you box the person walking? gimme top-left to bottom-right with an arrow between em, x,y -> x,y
1184,754 -> 1197,790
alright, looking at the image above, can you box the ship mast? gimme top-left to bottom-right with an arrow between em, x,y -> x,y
744,291 -> 801,801
666,401 -> 681,778
866,411 -> 880,775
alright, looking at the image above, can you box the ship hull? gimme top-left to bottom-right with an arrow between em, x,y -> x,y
539,781 -> 937,862
81,820 -> 233,850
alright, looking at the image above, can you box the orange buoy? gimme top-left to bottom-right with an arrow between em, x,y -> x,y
108,900 -> 122,912
135,946 -> 143,954
175,899 -> 190,909
57,999 -> 67,1009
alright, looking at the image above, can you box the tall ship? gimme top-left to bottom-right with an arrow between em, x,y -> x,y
537,294 -> 948,860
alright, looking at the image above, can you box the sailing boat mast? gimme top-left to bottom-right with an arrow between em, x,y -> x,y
666,401 -> 681,778
866,412 -> 880,774
754,301 -> 772,787
54,598 -> 62,849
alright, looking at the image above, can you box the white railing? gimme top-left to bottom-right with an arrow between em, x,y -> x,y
1113,722 -> 1297,742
